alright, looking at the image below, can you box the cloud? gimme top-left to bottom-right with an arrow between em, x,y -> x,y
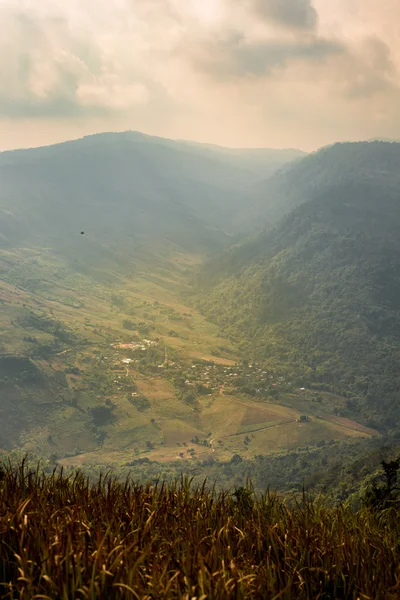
0,10 -> 96,117
343,38 -> 398,98
0,0 -> 399,151
0,2 -> 153,118
249,0 -> 318,31
188,32 -> 344,78
188,32 -> 346,79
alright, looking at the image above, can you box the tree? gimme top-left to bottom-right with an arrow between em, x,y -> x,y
230,454 -> 243,465
364,457 -> 400,509
299,415 -> 310,422
89,405 -> 115,427
232,487 -> 254,515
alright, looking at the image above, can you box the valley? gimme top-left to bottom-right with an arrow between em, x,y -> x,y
0,244 -> 378,475
2,3 -> 400,597
0,133 -> 398,498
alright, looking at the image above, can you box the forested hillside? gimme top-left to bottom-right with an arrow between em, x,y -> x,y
0,131 -> 303,266
196,142 -> 400,431
2,135 -> 400,490
0,131 -> 312,462
245,141 -> 400,228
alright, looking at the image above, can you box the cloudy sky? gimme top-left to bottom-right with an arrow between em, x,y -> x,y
0,0 -> 399,151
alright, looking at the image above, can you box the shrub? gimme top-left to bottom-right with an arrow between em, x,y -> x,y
88,405 -> 115,426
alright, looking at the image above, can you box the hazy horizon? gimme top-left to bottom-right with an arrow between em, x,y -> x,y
1,127 -> 399,155
0,0 -> 399,152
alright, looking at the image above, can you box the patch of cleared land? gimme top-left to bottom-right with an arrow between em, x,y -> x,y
0,247 -> 379,470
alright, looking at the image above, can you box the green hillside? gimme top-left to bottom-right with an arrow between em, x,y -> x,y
0,131 -> 303,263
196,142 -> 400,431
2,135 -> 400,493
0,131 -> 309,463
245,141 -> 400,228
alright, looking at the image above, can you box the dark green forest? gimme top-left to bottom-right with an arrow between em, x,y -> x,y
196,142 -> 400,431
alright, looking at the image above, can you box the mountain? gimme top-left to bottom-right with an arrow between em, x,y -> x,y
176,139 -> 306,176
243,141 -> 400,229
366,137 -> 400,143
0,130 -> 310,460
196,142 -> 400,430
0,131 -> 304,270
3,134 -> 399,470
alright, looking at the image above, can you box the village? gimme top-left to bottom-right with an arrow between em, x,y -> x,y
96,336 -> 297,401
55,330 -> 365,468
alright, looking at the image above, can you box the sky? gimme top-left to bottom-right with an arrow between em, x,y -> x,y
0,0 -> 399,151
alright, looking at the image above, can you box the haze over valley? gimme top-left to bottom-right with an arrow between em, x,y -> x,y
3,0 -> 400,596
0,130 -> 398,501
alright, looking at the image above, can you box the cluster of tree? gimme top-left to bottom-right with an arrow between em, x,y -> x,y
88,404 -> 116,427
195,143 -> 400,432
50,431 -> 398,506
19,312 -> 76,344
128,395 -> 150,411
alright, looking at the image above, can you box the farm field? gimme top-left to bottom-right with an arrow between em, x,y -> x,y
0,245 -> 380,471
57,383 -> 379,469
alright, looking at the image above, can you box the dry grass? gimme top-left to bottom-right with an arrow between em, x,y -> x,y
321,414 -> 380,436
188,353 -> 237,366
134,379 -> 176,402
0,460 -> 399,599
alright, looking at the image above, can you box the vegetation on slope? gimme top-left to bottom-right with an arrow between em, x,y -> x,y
42,433 -> 397,505
196,142 -> 400,431
0,131 -> 303,267
3,137 -> 400,499
3,219 -> 375,471
246,140 -> 400,228
1,460 -> 400,599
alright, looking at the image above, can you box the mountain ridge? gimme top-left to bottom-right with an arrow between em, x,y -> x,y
195,141 -> 400,430
0,130 -> 306,269
242,140 -> 400,231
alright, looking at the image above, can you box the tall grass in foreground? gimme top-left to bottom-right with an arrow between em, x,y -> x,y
0,461 -> 399,599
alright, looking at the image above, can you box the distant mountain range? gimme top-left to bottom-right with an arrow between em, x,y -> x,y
366,137 -> 400,143
0,131 -> 305,268
2,132 -> 400,445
